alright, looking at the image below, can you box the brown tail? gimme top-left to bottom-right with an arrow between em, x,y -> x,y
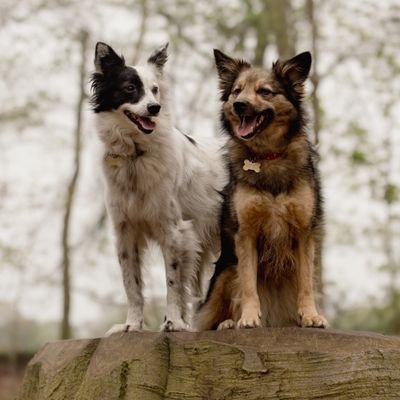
194,267 -> 237,331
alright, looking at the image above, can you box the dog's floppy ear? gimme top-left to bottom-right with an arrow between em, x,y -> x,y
214,49 -> 251,101
94,42 -> 125,74
148,43 -> 169,71
273,51 -> 311,98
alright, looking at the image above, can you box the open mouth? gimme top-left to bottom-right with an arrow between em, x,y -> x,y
234,109 -> 274,140
124,110 -> 156,134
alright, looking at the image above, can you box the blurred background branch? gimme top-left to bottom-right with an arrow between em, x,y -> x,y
60,29 -> 89,340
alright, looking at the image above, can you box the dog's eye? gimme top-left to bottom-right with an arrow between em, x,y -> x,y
152,86 -> 158,95
125,85 -> 136,93
232,88 -> 242,96
257,88 -> 272,96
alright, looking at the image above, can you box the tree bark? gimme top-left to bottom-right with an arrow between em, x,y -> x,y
17,328 -> 400,399
60,30 -> 88,340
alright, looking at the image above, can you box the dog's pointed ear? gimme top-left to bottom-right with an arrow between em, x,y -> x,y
147,43 -> 169,71
273,51 -> 311,97
213,49 -> 251,101
94,42 -> 125,74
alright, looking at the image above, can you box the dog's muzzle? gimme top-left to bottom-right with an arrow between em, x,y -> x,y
232,102 -> 274,140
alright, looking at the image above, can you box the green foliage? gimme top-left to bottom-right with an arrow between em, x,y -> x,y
350,149 -> 368,165
348,121 -> 367,138
0,306 -> 59,353
333,292 -> 400,335
384,184 -> 398,204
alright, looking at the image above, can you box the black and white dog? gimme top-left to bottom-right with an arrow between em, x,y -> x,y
90,42 -> 227,333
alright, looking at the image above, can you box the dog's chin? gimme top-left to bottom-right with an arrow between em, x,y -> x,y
233,109 -> 274,141
123,110 -> 156,134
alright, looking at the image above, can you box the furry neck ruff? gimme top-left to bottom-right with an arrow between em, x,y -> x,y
242,151 -> 285,173
105,146 -> 145,167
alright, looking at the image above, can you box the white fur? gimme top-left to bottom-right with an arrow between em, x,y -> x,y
95,62 -> 227,334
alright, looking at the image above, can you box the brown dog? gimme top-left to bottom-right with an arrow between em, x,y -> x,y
196,49 -> 328,330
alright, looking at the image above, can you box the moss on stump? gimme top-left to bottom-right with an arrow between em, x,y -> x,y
17,328 -> 400,399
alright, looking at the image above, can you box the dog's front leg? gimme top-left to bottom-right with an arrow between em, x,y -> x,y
296,235 -> 327,328
160,220 -> 198,332
105,227 -> 144,336
161,253 -> 187,332
235,231 -> 261,329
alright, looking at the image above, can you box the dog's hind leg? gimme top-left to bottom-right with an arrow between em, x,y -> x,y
160,219 -> 200,332
190,249 -> 214,317
105,224 -> 145,336
194,267 -> 236,331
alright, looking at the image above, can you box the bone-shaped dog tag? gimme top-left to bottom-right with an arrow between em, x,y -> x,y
243,159 -> 261,173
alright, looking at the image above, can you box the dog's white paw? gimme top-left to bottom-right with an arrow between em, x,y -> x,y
217,319 -> 236,330
105,322 -> 142,336
237,309 -> 262,329
160,318 -> 189,332
298,310 -> 328,329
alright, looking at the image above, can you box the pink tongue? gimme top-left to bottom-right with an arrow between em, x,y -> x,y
236,116 -> 257,137
138,117 -> 156,130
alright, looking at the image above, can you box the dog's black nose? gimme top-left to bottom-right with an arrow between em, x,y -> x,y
147,103 -> 161,115
233,101 -> 250,115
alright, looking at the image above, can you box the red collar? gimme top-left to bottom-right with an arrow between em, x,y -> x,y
262,152 -> 283,161
250,152 -> 284,161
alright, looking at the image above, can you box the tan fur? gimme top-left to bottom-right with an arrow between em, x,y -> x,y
233,180 -> 321,328
196,50 -> 327,331
197,177 -> 325,330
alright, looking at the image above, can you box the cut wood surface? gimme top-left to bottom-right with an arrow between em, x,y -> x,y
17,328 -> 400,399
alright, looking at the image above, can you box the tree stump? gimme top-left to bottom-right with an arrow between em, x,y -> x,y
17,328 -> 400,399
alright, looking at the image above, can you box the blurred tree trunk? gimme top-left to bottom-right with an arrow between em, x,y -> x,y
306,0 -> 324,304
242,0 -> 296,67
60,30 -> 88,340
306,0 -> 321,146
269,0 -> 296,59
250,0 -> 270,66
131,0 -> 149,64
382,102 -> 399,332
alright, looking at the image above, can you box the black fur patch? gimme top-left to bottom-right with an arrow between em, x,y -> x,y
214,49 -> 251,102
147,44 -> 168,70
204,170 -> 238,303
177,128 -> 197,146
184,134 -> 197,146
90,66 -> 145,113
